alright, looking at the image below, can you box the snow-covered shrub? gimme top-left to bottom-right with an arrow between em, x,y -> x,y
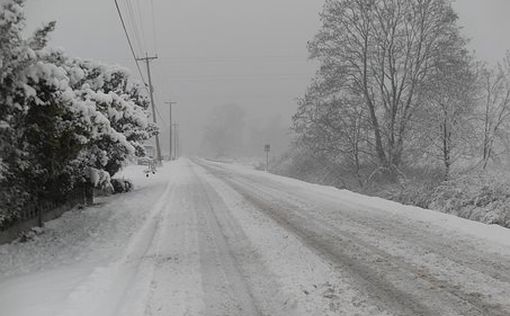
276,144 -> 510,228
375,181 -> 436,209
111,178 -> 133,194
0,0 -> 157,226
89,167 -> 113,192
429,172 -> 510,227
64,57 -> 157,178
17,226 -> 44,243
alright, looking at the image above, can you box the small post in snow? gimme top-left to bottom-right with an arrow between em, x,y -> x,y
165,100 -> 177,160
264,144 -> 270,172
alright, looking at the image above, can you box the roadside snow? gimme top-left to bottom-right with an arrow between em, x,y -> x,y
0,163 -> 172,316
203,160 -> 510,252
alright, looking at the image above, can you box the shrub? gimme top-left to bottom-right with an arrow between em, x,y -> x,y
111,178 -> 133,194
428,172 -> 510,227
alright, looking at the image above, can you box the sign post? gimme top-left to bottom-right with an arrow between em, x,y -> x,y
264,144 -> 270,172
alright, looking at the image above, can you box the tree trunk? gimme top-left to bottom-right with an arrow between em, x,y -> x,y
442,113 -> 451,181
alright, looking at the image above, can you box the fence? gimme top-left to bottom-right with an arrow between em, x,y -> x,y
0,186 -> 89,245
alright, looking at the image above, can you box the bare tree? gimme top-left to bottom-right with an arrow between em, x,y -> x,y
417,35 -> 477,179
293,79 -> 373,187
308,0 -> 466,175
478,56 -> 510,169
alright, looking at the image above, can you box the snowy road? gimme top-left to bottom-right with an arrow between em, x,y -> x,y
2,159 -> 510,315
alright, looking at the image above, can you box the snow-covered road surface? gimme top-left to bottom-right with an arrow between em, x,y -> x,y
1,158 -> 510,315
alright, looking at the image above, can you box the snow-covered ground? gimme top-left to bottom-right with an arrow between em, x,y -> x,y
1,158 -> 510,315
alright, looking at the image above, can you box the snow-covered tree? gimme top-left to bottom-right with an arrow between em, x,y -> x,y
0,0 -> 32,225
0,0 -> 157,225
305,0 -> 468,176
477,56 -> 510,169
293,79 -> 371,187
413,32 -> 477,179
63,57 -> 157,177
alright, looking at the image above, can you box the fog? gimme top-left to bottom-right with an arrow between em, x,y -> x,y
6,0 -> 510,312
24,0 -> 510,158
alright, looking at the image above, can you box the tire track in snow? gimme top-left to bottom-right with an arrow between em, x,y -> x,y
198,160 -> 510,316
57,179 -> 175,316
213,165 -> 510,314
194,161 -> 394,316
188,162 -> 262,316
232,169 -> 510,286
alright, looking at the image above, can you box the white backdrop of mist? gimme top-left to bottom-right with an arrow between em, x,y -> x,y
24,0 -> 510,158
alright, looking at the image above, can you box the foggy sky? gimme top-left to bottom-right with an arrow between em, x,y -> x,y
24,0 -> 510,155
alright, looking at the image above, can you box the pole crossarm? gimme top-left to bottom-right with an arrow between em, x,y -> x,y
136,56 -> 158,62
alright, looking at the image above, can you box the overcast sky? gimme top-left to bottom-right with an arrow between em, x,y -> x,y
24,0 -> 510,155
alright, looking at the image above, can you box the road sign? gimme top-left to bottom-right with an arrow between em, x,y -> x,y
264,144 -> 270,152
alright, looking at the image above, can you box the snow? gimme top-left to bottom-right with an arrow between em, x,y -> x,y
0,0 -> 23,26
0,158 -> 6,180
196,163 -> 389,315
0,163 -> 171,316
209,160 -> 510,251
89,167 -> 112,190
1,159 -> 510,315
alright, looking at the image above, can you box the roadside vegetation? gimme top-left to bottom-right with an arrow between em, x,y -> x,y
278,0 -> 510,227
0,0 -> 157,228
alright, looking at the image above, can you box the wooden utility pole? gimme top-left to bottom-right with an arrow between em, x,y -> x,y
165,101 -> 177,160
173,123 -> 179,159
136,53 -> 162,162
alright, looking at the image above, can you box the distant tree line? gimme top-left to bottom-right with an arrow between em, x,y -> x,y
292,0 -> 510,187
201,104 -> 290,159
0,0 -> 157,226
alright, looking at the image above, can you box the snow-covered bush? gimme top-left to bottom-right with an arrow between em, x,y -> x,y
0,0 -> 157,225
68,58 -> 157,177
111,178 -> 133,194
429,172 -> 510,227
0,0 -> 36,223
276,143 -> 510,228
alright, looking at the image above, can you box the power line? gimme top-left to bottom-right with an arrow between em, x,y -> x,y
161,74 -> 312,81
125,0 -> 144,55
96,55 -> 314,65
154,101 -> 168,126
156,56 -> 310,63
134,0 -> 148,53
113,0 -> 147,85
150,0 -> 158,54
162,54 -> 308,59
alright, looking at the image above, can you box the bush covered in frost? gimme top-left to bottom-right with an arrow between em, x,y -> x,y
111,178 -> 133,194
375,170 -> 510,228
427,172 -> 510,227
0,0 -> 157,225
274,149 -> 510,228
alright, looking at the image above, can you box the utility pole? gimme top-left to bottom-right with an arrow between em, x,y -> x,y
173,123 -> 179,159
136,53 -> 162,162
165,101 -> 177,160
